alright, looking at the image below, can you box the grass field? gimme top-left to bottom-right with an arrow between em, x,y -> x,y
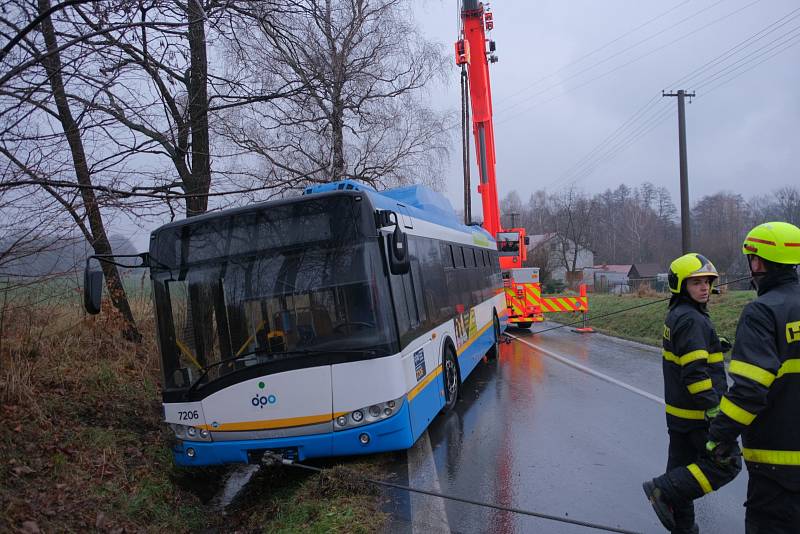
0,290 -> 388,533
547,290 -> 756,347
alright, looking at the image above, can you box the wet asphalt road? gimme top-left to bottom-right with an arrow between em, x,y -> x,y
386,323 -> 748,534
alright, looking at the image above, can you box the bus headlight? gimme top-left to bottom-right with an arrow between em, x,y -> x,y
170,423 -> 212,442
334,395 -> 405,431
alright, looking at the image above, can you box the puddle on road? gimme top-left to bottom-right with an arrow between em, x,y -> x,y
208,464 -> 261,511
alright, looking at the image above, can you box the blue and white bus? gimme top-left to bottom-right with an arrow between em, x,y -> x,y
88,180 -> 506,466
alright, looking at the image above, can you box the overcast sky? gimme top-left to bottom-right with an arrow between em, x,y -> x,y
123,0 -> 800,249
416,0 -> 800,215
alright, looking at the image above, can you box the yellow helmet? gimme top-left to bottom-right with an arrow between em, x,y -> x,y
742,222 -> 800,265
668,253 -> 719,294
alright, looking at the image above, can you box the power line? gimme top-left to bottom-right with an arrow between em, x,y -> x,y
548,97 -> 660,187
545,3 -> 799,190
699,33 -> 800,96
551,99 -> 668,188
455,1 -> 796,197
494,0 -> 694,107
561,104 -> 675,189
666,6 -> 800,88
495,0 -> 760,120
567,107 -> 674,188
693,25 -> 800,91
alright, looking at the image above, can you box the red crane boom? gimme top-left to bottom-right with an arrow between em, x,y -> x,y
456,1 -> 591,330
456,0 -> 527,270
456,1 -> 542,327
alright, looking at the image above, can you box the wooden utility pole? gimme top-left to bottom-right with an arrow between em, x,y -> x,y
663,90 -> 695,254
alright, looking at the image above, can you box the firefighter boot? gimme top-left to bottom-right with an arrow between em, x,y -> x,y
671,496 -> 699,534
643,479 -> 676,531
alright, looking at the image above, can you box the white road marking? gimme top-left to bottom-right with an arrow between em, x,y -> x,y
407,430 -> 451,533
508,334 -> 665,405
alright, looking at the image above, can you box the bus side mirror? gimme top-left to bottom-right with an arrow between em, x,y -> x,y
84,268 -> 103,315
388,224 -> 410,275
524,236 -> 530,245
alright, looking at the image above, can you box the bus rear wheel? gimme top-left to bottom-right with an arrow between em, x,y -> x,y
487,313 -> 501,360
442,346 -> 460,412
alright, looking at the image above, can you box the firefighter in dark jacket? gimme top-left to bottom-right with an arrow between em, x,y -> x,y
643,253 -> 741,533
706,221 -> 800,533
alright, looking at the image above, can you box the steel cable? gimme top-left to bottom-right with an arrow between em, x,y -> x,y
264,453 -> 643,534
530,275 -> 752,336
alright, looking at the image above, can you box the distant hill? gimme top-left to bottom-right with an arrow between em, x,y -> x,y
0,234 -> 138,277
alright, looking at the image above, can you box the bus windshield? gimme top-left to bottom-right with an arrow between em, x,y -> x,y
149,196 -> 396,393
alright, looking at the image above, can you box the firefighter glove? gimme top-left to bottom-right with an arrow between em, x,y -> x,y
719,337 -> 732,353
706,440 -> 741,467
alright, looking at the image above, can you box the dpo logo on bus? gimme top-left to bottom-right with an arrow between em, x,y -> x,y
251,381 -> 278,409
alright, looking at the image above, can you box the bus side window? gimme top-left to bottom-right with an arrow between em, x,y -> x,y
491,251 -> 501,286
421,237 -> 446,325
470,248 -> 481,306
441,242 -> 454,269
457,247 -> 470,307
390,238 -> 426,348
403,273 -> 420,329
408,238 -> 427,327
453,245 -> 465,269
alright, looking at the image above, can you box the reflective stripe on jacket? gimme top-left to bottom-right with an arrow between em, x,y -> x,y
709,269 -> 800,488
662,298 -> 726,433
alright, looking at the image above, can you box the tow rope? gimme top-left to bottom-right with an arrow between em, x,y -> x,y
262,452 -> 643,534
531,275 -> 751,336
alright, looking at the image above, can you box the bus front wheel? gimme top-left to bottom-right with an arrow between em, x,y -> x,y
442,346 -> 460,412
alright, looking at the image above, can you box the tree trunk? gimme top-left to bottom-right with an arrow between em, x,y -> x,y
186,0 -> 211,216
331,100 -> 345,182
38,0 -> 140,342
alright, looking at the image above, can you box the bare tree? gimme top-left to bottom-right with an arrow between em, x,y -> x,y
500,190 -> 523,228
773,186 -> 800,225
57,0 -> 219,217
524,190 -> 551,236
13,0 -> 141,340
525,242 -> 553,283
218,0 -> 451,192
588,183 -> 678,266
551,187 -> 595,276
693,192 -> 751,274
